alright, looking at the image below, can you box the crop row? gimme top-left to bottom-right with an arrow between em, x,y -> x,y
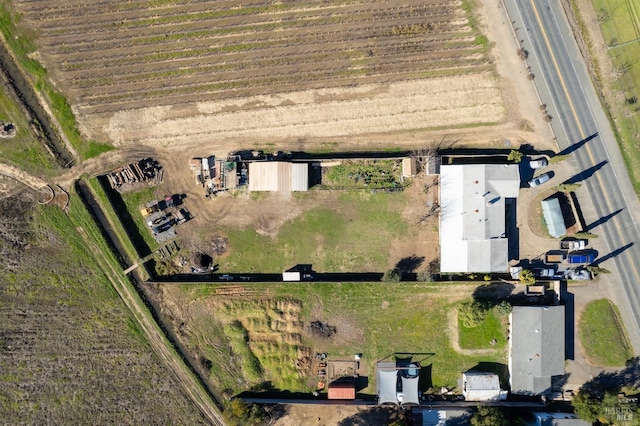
32,1 -> 452,32
79,55 -> 489,105
62,36 -> 477,80
58,33 -> 476,83
63,37 -> 479,84
51,21 -> 470,68
22,0 -> 458,23
70,44 -> 484,93
79,62 -> 492,115
39,3 -> 460,41
43,6 -> 461,49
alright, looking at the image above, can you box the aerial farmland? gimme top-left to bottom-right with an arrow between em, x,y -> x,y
12,0 -> 519,149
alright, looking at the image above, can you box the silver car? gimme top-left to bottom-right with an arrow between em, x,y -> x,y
529,158 -> 548,169
528,172 -> 552,187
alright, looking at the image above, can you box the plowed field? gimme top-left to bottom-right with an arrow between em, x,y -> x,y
14,0 -> 507,148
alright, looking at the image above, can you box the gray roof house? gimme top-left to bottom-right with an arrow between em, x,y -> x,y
440,164 -> 520,273
462,371 -> 507,401
533,412 -> 589,426
509,306 -> 565,395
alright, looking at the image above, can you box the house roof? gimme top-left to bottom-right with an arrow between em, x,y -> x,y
440,164 -> 520,273
376,362 -> 399,405
533,412 -> 590,426
328,379 -> 356,400
248,162 -> 309,192
462,372 -> 504,401
541,198 -> 567,238
509,306 -> 565,395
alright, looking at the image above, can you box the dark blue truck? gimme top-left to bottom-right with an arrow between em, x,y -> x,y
567,251 -> 596,264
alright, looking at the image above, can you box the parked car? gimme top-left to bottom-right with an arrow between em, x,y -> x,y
534,267 -> 555,278
529,158 -> 548,169
567,251 -> 596,264
560,239 -> 587,250
528,172 -> 552,187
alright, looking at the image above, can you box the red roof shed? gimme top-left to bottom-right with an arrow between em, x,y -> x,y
328,379 -> 356,400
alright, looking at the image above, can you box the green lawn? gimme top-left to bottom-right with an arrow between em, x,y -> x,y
117,185 -> 161,255
217,191 -> 408,273
0,75 -> 57,175
579,299 -> 633,366
459,309 -> 508,350
182,282 -> 507,395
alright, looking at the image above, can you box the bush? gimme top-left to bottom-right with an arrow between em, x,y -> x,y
519,269 -> 535,285
494,301 -> 512,316
224,399 -> 267,426
459,300 -> 488,328
417,269 -> 434,282
382,269 -> 401,282
507,149 -> 523,163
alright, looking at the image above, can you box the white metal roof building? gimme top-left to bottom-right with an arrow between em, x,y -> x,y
376,362 -> 399,405
462,372 -> 507,401
541,198 -> 567,238
509,306 -> 565,395
439,164 -> 520,272
248,162 -> 309,192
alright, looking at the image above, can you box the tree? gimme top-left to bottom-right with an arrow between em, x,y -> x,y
549,154 -> 570,164
507,149 -> 523,163
471,406 -> 508,426
574,231 -> 598,239
382,269 -> 401,282
224,399 -> 267,426
459,300 -> 488,327
586,265 -> 611,277
573,390 -> 640,424
519,269 -> 535,285
555,183 -> 582,192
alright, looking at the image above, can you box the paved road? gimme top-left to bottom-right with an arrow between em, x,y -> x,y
503,0 -> 640,353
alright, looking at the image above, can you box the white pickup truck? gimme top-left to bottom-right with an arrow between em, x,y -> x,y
560,239 -> 586,250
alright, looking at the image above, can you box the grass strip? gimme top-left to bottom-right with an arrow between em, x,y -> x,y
579,299 -> 633,366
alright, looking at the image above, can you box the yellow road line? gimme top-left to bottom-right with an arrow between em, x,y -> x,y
529,0 -> 640,284
529,0 -> 585,139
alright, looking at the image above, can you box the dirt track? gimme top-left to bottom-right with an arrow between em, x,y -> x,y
75,196 -> 225,425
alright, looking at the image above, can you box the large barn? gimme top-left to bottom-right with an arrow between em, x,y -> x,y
439,163 -> 520,273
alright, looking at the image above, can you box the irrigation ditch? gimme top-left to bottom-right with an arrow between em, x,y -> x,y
75,179 -> 227,421
0,36 -> 75,167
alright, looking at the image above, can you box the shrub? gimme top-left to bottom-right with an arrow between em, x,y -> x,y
519,269 -> 535,285
494,301 -> 512,316
507,149 -> 523,163
459,300 -> 488,328
224,399 -> 267,426
483,274 -> 492,281
417,269 -> 434,282
382,269 -> 401,282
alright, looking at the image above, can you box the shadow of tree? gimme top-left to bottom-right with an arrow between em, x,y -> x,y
472,283 -> 515,309
336,406 -> 402,426
580,357 -> 640,395
395,255 -> 425,273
